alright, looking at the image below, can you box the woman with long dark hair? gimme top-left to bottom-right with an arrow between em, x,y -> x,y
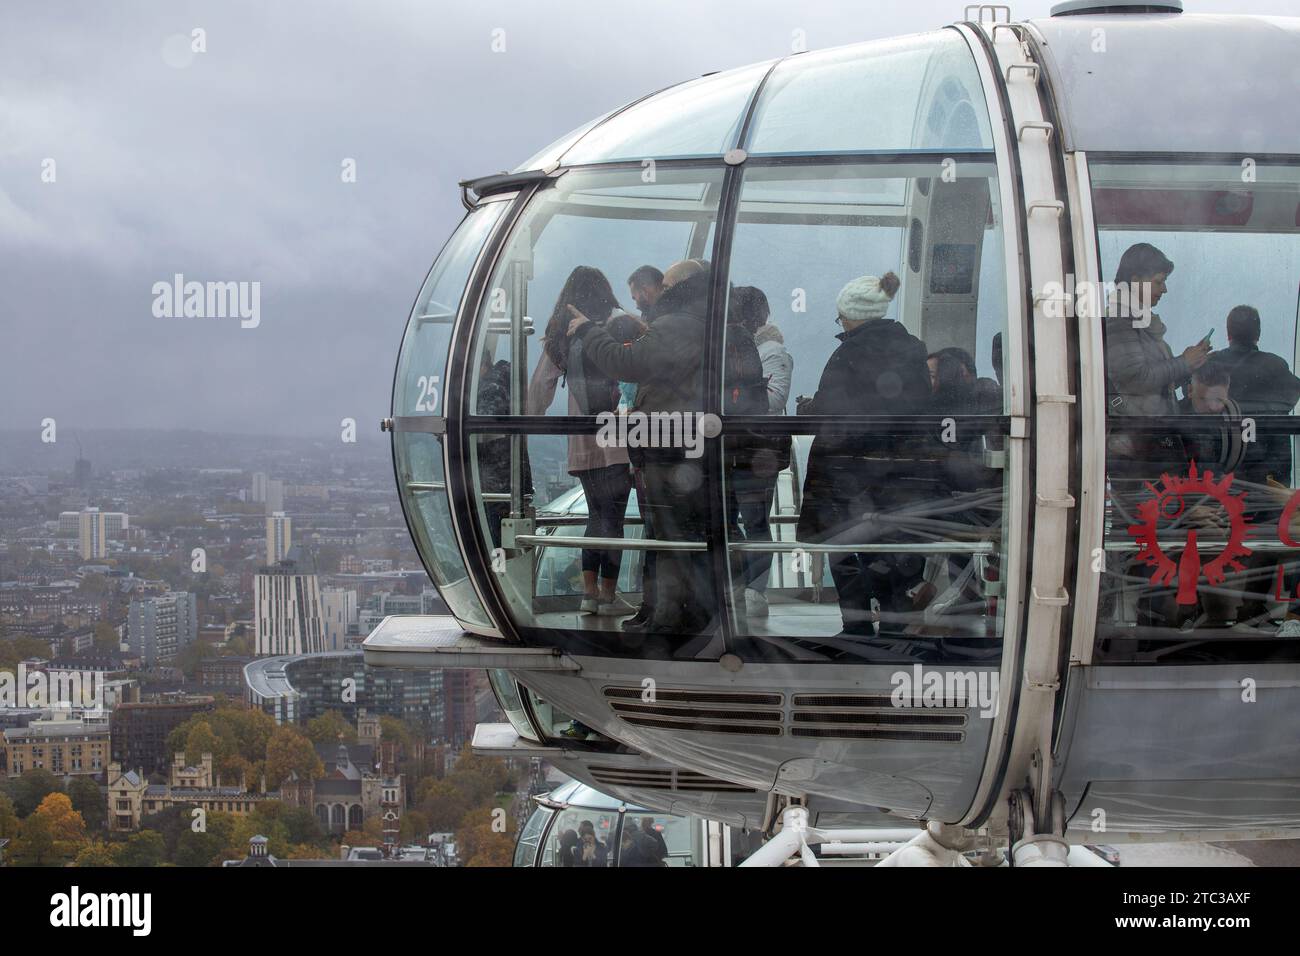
528,266 -> 640,616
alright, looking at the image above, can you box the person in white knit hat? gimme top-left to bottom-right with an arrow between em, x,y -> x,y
796,270 -> 938,645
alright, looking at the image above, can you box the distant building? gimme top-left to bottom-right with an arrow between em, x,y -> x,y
442,669 -> 481,749
244,651 -> 440,734
254,547 -> 324,657
265,479 -> 284,514
128,591 -> 198,667
319,587 -> 357,652
61,510 -> 127,537
110,697 -> 216,777
251,472 -> 268,504
107,752 -> 275,831
79,508 -> 106,559
278,713 -> 405,843
265,512 -> 292,566
195,656 -> 253,692
2,717 -> 111,779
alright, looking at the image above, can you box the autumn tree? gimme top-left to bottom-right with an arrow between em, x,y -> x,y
306,709 -> 357,746
416,779 -> 471,831
9,793 -> 88,865
264,726 -> 323,790
457,806 -> 515,867
0,793 -> 20,839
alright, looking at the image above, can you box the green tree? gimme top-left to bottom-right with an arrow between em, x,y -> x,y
8,769 -> 62,817
173,829 -> 224,867
116,829 -> 166,867
8,814 -> 59,866
73,842 -> 119,867
67,777 -> 106,832
0,635 -> 57,676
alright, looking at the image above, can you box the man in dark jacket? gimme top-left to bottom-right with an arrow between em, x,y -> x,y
568,261 -> 716,635
797,272 -> 933,639
1207,305 -> 1300,486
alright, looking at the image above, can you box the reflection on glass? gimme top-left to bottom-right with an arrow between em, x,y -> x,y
723,426 -> 1004,660
396,433 -> 493,630
394,203 -> 507,631
473,434 -> 722,642
620,812 -> 688,867
724,162 -> 1007,416
1095,160 -> 1300,662
513,805 -> 552,867
560,62 -> 770,165
487,669 -> 539,743
543,809 -> 616,867
396,203 -> 508,417
746,32 -> 992,155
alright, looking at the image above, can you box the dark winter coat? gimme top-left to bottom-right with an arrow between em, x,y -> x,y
574,271 -> 711,417
796,319 -> 934,543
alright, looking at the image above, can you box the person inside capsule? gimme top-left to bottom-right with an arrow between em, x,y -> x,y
726,285 -> 793,619
529,266 -> 641,617
1104,242 -> 1212,517
627,264 -> 665,324
566,258 -> 717,635
795,271 -> 939,644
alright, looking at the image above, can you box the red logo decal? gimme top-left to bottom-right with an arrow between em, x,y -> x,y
1128,462 -> 1254,605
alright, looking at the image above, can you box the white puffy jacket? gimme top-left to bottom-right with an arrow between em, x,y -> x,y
754,323 -> 793,415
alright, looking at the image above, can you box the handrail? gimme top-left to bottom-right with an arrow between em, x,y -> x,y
516,534 -> 995,555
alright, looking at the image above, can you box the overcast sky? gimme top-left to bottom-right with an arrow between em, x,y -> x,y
1,0 -> 1291,441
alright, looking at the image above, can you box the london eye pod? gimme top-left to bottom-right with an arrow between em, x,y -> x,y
370,1 -> 1300,857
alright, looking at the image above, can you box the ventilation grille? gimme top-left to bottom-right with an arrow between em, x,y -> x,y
587,765 -> 755,793
603,686 -> 784,737
791,692 -> 969,742
602,688 -> 973,742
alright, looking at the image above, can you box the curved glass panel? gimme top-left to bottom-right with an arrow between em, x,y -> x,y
746,32 -> 993,155
719,158 -> 1008,658
513,804 -> 552,866
540,807 -> 617,867
560,62 -> 770,165
513,109 -> 618,173
395,201 -> 508,630
620,811 -> 695,866
1094,158 -> 1300,664
487,668 -> 540,743
396,203 -> 508,418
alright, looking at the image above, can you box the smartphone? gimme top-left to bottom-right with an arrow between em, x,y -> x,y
1200,328 -> 1215,346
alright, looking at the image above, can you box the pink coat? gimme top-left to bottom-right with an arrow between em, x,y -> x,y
527,349 -> 630,475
